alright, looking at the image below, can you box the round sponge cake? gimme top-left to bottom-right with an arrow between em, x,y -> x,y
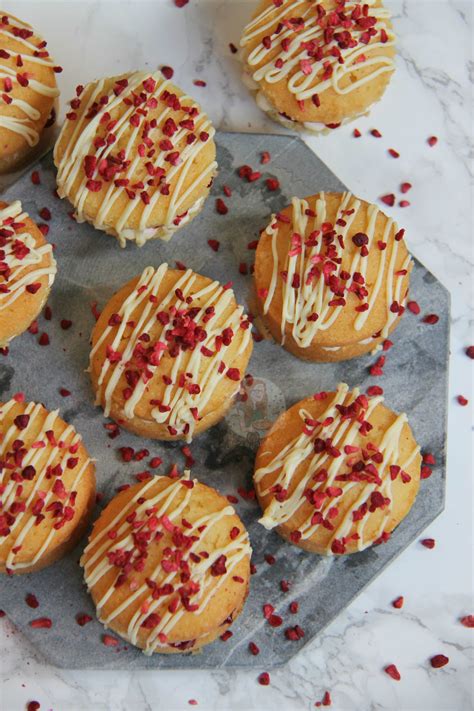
90,264 -> 253,441
254,383 -> 421,555
54,71 -> 217,247
81,476 -> 252,654
0,200 -> 56,349
240,0 -> 395,132
0,398 -> 96,574
254,191 -> 412,362
0,12 -> 59,173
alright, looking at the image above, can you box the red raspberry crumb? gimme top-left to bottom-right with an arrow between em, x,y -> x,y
161,66 -> 174,80
430,654 -> 449,668
457,395 -> 468,406
407,300 -> 421,315
207,239 -> 220,252
427,136 -> 438,147
384,664 -> 401,680
421,538 -> 435,549
380,193 -> 395,206
39,207 -> 51,221
258,672 -> 270,686
249,641 -> 260,655
216,198 -> 228,215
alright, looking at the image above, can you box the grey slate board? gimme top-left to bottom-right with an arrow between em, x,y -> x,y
0,131 -> 449,669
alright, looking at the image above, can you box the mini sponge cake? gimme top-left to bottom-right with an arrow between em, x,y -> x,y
81,476 -> 252,654
0,399 -> 96,574
0,11 -> 60,173
254,383 -> 421,555
254,191 -> 412,362
54,71 -> 217,247
240,0 -> 395,132
89,264 -> 253,441
0,200 -> 56,349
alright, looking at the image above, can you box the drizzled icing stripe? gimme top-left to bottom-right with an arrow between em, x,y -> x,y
0,201 -> 56,345
261,192 -> 411,348
255,383 -> 420,554
54,71 -> 217,247
240,0 -> 395,106
0,400 -> 92,572
0,13 -> 59,147
82,476 -> 252,654
91,264 -> 252,442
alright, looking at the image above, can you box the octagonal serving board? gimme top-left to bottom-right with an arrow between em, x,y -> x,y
0,131 -> 449,669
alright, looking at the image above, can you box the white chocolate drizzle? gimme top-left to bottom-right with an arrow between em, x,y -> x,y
82,476 -> 252,654
0,399 -> 92,572
254,383 -> 420,553
0,200 -> 56,337
0,13 -> 59,147
91,264 -> 252,442
54,71 -> 217,247
240,0 -> 395,120
261,192 -> 411,349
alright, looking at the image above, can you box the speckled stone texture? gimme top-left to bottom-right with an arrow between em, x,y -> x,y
0,132 -> 449,669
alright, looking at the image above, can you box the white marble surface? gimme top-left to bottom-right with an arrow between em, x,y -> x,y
0,1 -> 472,709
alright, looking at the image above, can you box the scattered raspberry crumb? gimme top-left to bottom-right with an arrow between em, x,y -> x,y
229,42 -> 238,54
314,691 -> 332,707
258,672 -> 270,686
430,654 -> 449,668
421,538 -> 435,549
353,128 -> 361,138
380,193 -> 395,207
174,0 -> 189,7
371,128 -> 382,138
427,136 -> 438,147
38,333 -> 50,346
188,701 -> 198,707
384,664 -> 401,680
457,395 -> 468,406
193,79 -> 206,87
423,314 -> 439,325
215,198 -> 228,215
27,703 -> 40,711
161,65 -> 174,80
399,200 -> 410,208
260,151 -> 271,164
249,641 -> 260,655
401,182 -> 412,193
31,171 -> 40,185
460,615 -> 474,628
207,239 -> 220,252
388,148 -> 400,158
39,207 -> 51,221
102,633 -> 119,647
407,300 -> 420,315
